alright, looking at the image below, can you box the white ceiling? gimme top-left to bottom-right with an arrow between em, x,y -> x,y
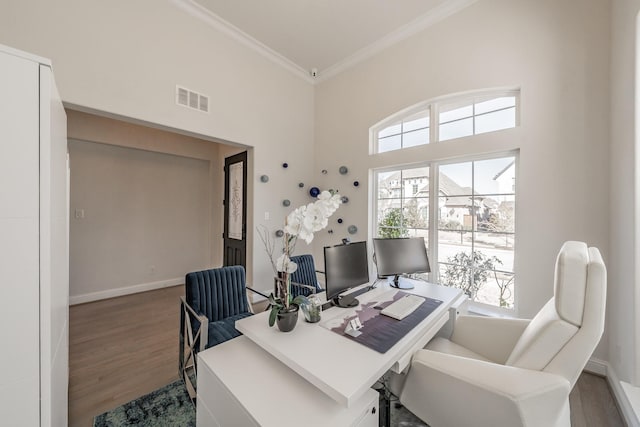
187,0 -> 477,82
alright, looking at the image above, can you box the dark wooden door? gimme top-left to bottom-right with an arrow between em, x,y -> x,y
223,151 -> 247,267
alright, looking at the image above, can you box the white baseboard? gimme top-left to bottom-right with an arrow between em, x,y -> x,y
587,358 -> 640,427
584,357 -> 608,376
70,278 -> 183,305
621,382 -> 640,427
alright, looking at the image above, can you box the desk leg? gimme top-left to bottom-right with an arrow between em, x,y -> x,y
376,386 -> 391,427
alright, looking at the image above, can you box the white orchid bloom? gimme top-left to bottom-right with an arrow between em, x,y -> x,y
276,253 -> 298,273
302,203 -> 324,232
317,191 -> 342,215
280,191 -> 343,244
284,205 -> 305,236
317,190 -> 332,201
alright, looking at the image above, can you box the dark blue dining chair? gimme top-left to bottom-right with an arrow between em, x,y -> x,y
289,254 -> 324,298
179,265 -> 254,400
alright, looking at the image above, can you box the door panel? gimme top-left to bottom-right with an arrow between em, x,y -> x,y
223,151 -> 247,267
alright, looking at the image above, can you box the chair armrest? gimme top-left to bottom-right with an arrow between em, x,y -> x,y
246,286 -> 269,299
290,281 -> 316,292
401,350 -> 570,427
180,296 -> 209,351
450,315 -> 530,364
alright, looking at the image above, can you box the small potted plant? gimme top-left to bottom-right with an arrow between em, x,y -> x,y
260,190 -> 342,332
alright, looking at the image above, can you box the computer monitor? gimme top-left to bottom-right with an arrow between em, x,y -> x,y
324,241 -> 370,308
372,237 -> 431,289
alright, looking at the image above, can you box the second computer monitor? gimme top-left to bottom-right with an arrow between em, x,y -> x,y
324,241 -> 370,307
372,237 -> 431,289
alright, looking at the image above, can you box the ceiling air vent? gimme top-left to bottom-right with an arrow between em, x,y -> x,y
176,85 -> 209,113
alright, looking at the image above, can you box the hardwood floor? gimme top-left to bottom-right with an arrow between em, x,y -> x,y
69,286 -> 183,427
69,286 -> 625,427
570,371 -> 625,426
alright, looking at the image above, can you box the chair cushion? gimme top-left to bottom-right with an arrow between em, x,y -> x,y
206,312 -> 253,348
426,337 -> 492,362
554,241 -> 589,326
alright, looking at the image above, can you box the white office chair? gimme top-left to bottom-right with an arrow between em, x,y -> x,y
399,241 -> 606,427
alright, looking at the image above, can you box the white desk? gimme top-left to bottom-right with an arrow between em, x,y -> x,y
235,280 -> 462,407
197,336 -> 379,427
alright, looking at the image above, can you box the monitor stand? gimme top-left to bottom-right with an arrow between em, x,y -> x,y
390,275 -> 414,290
334,295 -> 359,308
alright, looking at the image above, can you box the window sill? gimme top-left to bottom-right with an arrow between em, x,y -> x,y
466,301 -> 516,318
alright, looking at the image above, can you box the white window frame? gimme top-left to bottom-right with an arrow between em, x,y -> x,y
370,88 -> 520,155
372,153 -> 518,315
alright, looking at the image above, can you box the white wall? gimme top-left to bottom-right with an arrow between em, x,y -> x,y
611,0 -> 640,386
68,139 -> 211,302
67,111 -> 227,302
313,0 -> 611,360
0,0 -> 315,294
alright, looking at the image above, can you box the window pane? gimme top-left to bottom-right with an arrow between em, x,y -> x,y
477,195 -> 515,233
439,103 -> 473,123
377,185 -> 400,200
377,200 -> 402,220
438,196 -> 472,232
474,157 -> 516,195
403,114 -> 430,132
378,134 -> 401,153
378,123 -> 401,138
473,238 -> 514,272
475,270 -> 514,308
475,96 -> 516,115
476,108 -> 516,134
437,232 -> 472,263
378,226 -> 408,238
437,245 -> 477,298
376,171 -> 396,199
403,197 -> 428,227
440,162 -> 472,195
406,228 -> 429,240
439,118 -> 473,141
435,156 -> 517,308
402,128 -> 429,148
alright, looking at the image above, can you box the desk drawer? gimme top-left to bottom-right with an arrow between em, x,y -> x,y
197,359 -> 259,427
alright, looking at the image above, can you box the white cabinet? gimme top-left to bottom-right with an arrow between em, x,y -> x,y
197,336 -> 379,427
0,44 -> 69,427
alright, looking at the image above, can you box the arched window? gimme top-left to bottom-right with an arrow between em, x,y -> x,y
372,90 -> 519,154
371,89 -> 519,312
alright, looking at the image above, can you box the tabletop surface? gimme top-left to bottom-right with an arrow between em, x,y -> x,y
236,279 -> 462,407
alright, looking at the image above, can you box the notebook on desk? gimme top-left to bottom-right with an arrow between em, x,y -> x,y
319,290 -> 443,353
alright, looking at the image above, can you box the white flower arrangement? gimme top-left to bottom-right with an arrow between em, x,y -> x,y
258,190 -> 342,321
278,190 -> 342,276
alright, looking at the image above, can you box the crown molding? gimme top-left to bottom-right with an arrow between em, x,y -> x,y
171,0 -> 478,85
170,0 -> 315,84
316,0 -> 479,83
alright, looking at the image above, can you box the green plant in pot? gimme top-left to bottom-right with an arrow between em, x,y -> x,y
268,291 -> 308,332
260,190 -> 342,332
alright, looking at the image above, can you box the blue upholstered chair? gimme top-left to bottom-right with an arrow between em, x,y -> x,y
179,265 -> 253,399
289,254 -> 324,298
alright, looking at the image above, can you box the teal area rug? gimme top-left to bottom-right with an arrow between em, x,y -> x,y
93,380 -> 195,427
94,380 -> 426,426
